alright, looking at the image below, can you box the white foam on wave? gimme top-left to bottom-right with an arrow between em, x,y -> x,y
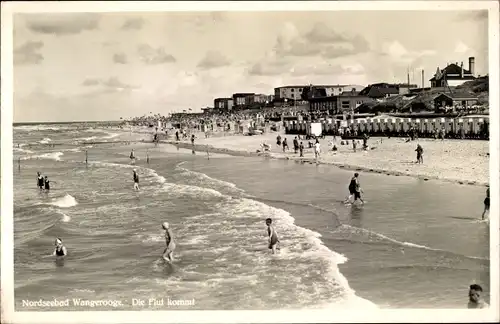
48,194 -> 78,208
53,209 -> 71,222
190,196 -> 377,309
336,224 -> 488,261
13,147 -> 34,154
159,182 -> 224,199
92,161 -> 166,185
102,132 -> 120,140
74,130 -> 120,143
75,136 -> 98,142
64,148 -> 82,153
21,151 -> 64,161
15,125 -> 70,132
175,161 -> 244,194
39,137 -> 52,144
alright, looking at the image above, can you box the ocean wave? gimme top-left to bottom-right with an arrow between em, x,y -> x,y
334,224 -> 489,261
175,161 -> 245,194
21,151 -> 64,161
47,194 -> 78,208
15,125 -> 73,132
73,131 -> 120,143
159,182 -> 225,199
91,161 -> 166,185
13,147 -> 34,154
53,209 -> 71,222
39,138 -> 52,144
179,192 -> 376,308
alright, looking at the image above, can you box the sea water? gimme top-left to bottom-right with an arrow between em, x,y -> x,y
12,124 -> 489,310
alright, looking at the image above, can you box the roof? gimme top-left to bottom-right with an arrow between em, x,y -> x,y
276,84 -> 349,89
232,93 -> 255,96
434,92 -> 479,100
359,83 -> 400,97
214,97 -> 233,101
338,91 -> 363,97
429,63 -> 473,81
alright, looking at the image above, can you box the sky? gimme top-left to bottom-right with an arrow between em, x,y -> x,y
11,9 -> 489,122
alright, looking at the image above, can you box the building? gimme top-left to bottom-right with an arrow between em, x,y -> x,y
324,84 -> 365,96
433,92 -> 479,110
336,92 -> 374,113
214,97 -> 234,111
396,83 -> 419,95
232,93 -> 255,108
430,57 -> 476,88
359,83 -> 401,99
275,84 -> 366,101
308,92 -> 373,114
308,96 -> 337,114
274,86 -> 305,101
254,94 -> 274,104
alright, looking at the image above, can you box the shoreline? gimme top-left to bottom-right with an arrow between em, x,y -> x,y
164,139 -> 488,187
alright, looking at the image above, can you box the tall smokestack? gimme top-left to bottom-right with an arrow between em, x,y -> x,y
460,61 -> 464,78
421,69 -> 424,88
407,66 -> 410,86
468,57 -> 475,75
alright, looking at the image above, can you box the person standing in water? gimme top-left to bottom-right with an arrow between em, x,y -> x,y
265,218 -> 279,254
37,172 -> 44,191
162,222 -> 176,262
415,144 -> 424,164
346,173 -> 364,205
44,176 -> 56,192
52,238 -> 67,257
133,169 -> 140,191
481,186 -> 490,220
130,149 -> 136,164
314,140 -> 321,160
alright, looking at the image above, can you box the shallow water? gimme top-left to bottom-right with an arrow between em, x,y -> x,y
12,124 -> 490,310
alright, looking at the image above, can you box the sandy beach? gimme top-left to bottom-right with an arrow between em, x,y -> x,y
160,130 -> 489,187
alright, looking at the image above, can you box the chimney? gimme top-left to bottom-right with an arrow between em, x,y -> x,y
469,57 -> 475,75
421,69 -> 424,88
460,61 -> 464,78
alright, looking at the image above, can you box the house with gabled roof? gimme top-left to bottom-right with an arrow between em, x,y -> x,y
430,57 -> 476,88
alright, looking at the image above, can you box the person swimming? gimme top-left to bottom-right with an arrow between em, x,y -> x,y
52,238 -> 67,257
266,218 -> 279,254
37,172 -> 44,191
162,222 -> 176,262
133,169 -> 140,191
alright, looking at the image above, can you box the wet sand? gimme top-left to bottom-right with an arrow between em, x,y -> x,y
163,131 -> 489,187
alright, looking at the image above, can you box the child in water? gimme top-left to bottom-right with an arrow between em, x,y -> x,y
162,222 -> 176,262
52,238 -> 67,257
265,218 -> 279,254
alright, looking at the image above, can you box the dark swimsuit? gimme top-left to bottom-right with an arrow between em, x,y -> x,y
349,178 -> 357,195
38,176 -> 44,188
268,227 -> 279,249
55,246 -> 65,256
484,189 -> 490,208
133,173 -> 139,184
349,178 -> 361,199
165,231 -> 176,251
44,180 -> 50,190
